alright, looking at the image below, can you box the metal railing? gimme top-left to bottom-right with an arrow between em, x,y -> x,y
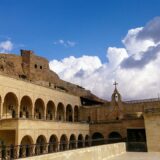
125,98 -> 160,104
1,114 -> 87,124
144,107 -> 160,113
0,138 -> 125,159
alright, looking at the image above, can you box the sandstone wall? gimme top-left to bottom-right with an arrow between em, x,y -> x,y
144,112 -> 160,152
19,143 -> 126,160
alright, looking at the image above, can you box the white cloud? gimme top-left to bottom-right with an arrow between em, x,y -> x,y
50,17 -> 160,101
54,39 -> 76,47
0,40 -> 13,52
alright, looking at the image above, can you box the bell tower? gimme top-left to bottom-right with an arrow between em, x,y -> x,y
110,81 -> 123,120
112,81 -> 122,103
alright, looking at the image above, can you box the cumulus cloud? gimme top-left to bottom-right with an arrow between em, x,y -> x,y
54,39 -> 76,47
50,17 -> 160,100
0,40 -> 13,52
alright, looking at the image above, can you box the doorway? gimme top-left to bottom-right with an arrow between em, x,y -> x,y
127,128 -> 147,152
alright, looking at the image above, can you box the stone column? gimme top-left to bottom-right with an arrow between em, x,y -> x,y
64,111 -> 66,121
17,103 -> 20,118
72,110 -> 75,122
0,99 -> 4,119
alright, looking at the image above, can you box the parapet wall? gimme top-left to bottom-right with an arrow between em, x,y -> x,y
20,143 -> 126,160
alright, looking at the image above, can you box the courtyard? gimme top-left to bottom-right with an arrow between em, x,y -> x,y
109,152 -> 160,160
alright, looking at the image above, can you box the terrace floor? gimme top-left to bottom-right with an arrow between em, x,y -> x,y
109,152 -> 160,160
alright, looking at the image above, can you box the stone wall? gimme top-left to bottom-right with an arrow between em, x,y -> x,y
144,110 -> 160,152
0,50 -> 105,103
89,118 -> 144,139
20,143 -> 126,160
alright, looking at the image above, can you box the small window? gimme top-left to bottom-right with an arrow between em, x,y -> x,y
35,64 -> 37,68
40,66 -> 42,69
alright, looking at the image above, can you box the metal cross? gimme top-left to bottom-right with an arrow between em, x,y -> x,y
113,81 -> 118,89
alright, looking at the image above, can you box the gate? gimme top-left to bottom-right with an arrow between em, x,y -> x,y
126,129 -> 147,152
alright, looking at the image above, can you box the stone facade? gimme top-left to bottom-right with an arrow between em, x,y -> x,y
0,50 -> 104,103
144,108 -> 160,152
19,143 -> 126,160
0,50 -> 159,159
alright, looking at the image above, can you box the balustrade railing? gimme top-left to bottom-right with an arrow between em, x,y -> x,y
1,114 -> 86,124
0,138 -> 125,159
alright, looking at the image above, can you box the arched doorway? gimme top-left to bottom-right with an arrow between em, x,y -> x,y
48,135 -> 58,153
46,101 -> 55,120
3,92 -> 18,118
35,135 -> 47,155
34,99 -> 45,119
19,135 -> 33,158
69,134 -> 76,149
92,132 -> 104,146
78,134 -> 84,148
108,132 -> 122,143
85,135 -> 90,147
74,106 -> 79,122
60,134 -> 68,151
57,103 -> 65,121
66,104 -> 73,122
20,96 -> 32,119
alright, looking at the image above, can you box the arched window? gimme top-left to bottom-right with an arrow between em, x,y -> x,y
60,135 -> 68,151
20,96 -> 32,119
19,135 -> 33,158
35,135 -> 47,155
78,134 -> 84,148
34,99 -> 45,120
92,132 -> 104,146
108,132 -> 122,143
69,134 -> 76,149
48,135 -> 58,153
46,101 -> 55,120
74,106 -> 79,122
3,92 -> 18,118
57,103 -> 65,121
66,105 -> 73,122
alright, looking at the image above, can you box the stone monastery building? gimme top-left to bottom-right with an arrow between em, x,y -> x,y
0,50 -> 159,159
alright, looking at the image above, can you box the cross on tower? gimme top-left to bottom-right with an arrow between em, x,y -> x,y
113,81 -> 118,89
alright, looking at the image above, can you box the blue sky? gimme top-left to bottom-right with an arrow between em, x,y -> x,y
0,0 -> 160,62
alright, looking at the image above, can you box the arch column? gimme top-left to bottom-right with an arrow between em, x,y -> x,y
64,111 -> 66,121
44,108 -> 46,120
54,109 -> 57,121
17,103 -> 20,118
72,110 -> 75,122
32,103 -> 34,119
0,99 -> 4,119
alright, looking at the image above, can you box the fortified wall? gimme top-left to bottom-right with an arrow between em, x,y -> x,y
0,50 -> 105,104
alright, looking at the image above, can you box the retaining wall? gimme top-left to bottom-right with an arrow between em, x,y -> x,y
20,143 -> 126,160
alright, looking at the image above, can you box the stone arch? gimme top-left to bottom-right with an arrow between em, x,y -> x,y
20,96 -> 33,119
85,135 -> 90,147
19,135 -> 34,158
34,98 -> 45,119
66,104 -> 73,122
108,131 -> 122,143
48,134 -> 58,153
46,101 -> 55,120
78,134 -> 84,148
57,103 -> 65,121
3,92 -> 18,118
92,132 -> 104,146
74,105 -> 79,122
35,135 -> 47,155
69,134 -> 76,149
60,134 -> 68,151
